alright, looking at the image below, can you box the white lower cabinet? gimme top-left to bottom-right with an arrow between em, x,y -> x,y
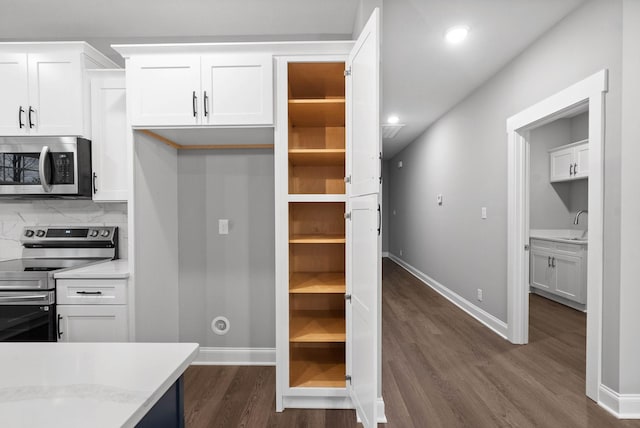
530,239 -> 586,304
56,278 -> 129,342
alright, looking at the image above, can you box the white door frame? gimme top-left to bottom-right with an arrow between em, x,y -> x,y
506,70 -> 608,401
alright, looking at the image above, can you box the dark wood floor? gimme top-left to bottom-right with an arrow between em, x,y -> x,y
183,259 -> 640,427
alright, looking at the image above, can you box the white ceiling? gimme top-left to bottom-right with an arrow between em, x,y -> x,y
0,0 -> 585,158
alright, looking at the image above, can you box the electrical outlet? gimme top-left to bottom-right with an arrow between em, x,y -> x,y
481,207 -> 487,219
218,219 -> 229,235
477,288 -> 483,301
437,194 -> 443,206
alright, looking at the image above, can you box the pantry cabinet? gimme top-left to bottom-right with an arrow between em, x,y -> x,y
0,43 -> 117,137
274,10 -> 380,427
89,70 -> 128,202
549,139 -> 589,182
127,53 -> 273,127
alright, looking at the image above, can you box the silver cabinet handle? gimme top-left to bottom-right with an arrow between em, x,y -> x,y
39,146 -> 52,192
203,91 -> 209,117
93,172 -> 98,194
18,106 -> 25,128
28,106 -> 35,128
574,163 -> 578,175
569,164 -> 574,176
192,91 -> 197,117
76,291 -> 103,295
57,314 -> 63,339
548,256 -> 551,267
551,257 -> 556,268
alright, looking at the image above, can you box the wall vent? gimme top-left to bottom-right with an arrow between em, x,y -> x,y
382,124 -> 405,139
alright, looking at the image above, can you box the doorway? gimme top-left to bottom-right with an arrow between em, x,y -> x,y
506,70 -> 607,401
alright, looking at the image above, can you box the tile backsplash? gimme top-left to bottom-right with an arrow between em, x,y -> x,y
0,201 -> 128,261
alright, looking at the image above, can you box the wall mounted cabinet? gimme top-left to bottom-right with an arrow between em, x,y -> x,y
89,70 -> 128,202
127,54 -> 273,128
549,139 -> 589,182
0,43 -> 117,137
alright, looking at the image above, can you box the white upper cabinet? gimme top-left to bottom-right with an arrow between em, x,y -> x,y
90,70 -> 128,202
127,53 -> 273,128
0,43 -> 118,137
549,140 -> 588,182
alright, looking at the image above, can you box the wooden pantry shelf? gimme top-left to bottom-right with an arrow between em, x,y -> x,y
290,344 -> 346,388
289,234 -> 345,244
288,99 -> 345,127
289,273 -> 345,294
288,149 -> 345,166
290,311 -> 345,343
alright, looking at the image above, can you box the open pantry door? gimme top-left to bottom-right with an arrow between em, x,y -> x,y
346,8 -> 380,428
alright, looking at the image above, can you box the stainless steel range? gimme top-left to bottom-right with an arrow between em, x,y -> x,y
0,226 -> 118,341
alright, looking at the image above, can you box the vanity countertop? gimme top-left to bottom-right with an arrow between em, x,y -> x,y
530,229 -> 588,245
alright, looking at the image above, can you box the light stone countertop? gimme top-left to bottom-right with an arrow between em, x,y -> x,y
530,229 -> 588,245
54,259 -> 129,279
0,342 -> 198,428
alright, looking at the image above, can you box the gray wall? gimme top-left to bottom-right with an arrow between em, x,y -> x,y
529,113 -> 588,231
177,150 -> 275,348
388,0 -> 623,389
0,201 -> 128,260
382,160 -> 390,253
134,132 -> 179,342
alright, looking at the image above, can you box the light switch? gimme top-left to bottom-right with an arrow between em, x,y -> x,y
481,207 -> 487,219
218,219 -> 229,235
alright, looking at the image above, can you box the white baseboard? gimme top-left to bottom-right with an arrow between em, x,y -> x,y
377,397 -> 387,423
382,251 -> 390,258
192,347 -> 276,366
599,384 -> 640,419
388,253 -> 508,339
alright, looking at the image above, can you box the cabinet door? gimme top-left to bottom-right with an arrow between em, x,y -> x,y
201,54 -> 273,125
90,72 -> 128,202
549,146 -> 574,182
530,248 -> 554,291
0,53 -> 29,135
27,52 -> 84,136
553,253 -> 584,303
346,9 -> 380,428
347,8 -> 381,198
573,143 -> 589,179
128,55 -> 201,127
57,305 -> 128,343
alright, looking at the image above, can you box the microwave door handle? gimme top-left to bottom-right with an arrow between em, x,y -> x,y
39,146 -> 53,192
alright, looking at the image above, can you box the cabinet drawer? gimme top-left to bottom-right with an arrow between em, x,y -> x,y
56,279 -> 127,305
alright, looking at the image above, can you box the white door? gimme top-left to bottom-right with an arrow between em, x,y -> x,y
57,305 -> 128,342
573,143 -> 589,179
346,8 -> 380,428
128,55 -> 201,127
90,72 -> 128,202
347,194 -> 379,428
530,248 -> 554,291
347,8 -> 381,198
27,53 -> 84,135
553,254 -> 584,303
0,53 -> 29,135
549,147 -> 573,182
201,54 -> 273,125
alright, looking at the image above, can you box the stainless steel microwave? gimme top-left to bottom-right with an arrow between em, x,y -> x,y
0,137 -> 92,199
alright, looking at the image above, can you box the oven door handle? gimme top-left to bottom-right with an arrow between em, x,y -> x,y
39,146 -> 53,193
0,294 -> 48,303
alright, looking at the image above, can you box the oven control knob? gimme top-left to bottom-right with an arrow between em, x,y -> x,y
89,230 -> 99,237
24,229 -> 34,237
100,230 -> 110,237
35,230 -> 45,237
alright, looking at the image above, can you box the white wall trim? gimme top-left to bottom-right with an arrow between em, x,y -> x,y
192,347 -> 276,366
388,253 -> 508,339
377,397 -> 387,423
599,385 -> 640,419
506,69 -> 608,401
382,251 -> 390,258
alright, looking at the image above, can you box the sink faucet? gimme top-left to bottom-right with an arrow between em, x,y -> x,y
574,210 -> 588,225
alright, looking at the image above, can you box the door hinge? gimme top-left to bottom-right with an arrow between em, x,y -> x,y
344,212 -> 351,220
344,68 -> 352,77
379,152 -> 382,160
345,374 -> 352,384
344,175 -> 351,184
379,176 -> 382,184
524,244 -> 530,251
345,294 -> 352,301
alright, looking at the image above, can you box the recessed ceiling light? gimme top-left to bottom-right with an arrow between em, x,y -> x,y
445,25 -> 469,44
387,115 -> 399,124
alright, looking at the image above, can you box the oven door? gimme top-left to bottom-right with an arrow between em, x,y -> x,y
0,137 -> 79,196
0,291 -> 56,342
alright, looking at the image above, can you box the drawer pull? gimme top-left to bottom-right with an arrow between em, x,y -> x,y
76,291 -> 103,295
